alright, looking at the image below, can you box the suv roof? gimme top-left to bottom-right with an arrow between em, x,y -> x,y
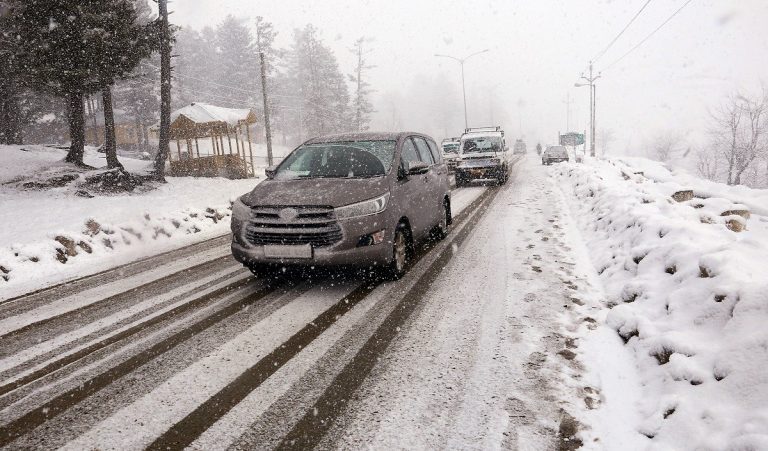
304,131 -> 420,144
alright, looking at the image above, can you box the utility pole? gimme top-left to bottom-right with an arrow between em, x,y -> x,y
575,61 -> 600,157
259,51 -> 273,167
153,0 -> 172,180
434,49 -> 489,130
255,21 -> 274,167
355,42 -> 363,131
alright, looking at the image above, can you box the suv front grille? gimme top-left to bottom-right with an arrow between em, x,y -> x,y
244,206 -> 343,247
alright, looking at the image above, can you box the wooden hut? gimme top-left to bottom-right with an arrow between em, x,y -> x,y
155,103 -> 258,179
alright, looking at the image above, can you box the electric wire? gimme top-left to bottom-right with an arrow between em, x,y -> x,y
600,0 -> 696,72
592,0 -> 653,62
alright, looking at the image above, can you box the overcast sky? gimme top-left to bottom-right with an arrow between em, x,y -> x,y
171,0 -> 768,154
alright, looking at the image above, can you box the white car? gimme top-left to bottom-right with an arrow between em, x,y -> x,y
441,138 -> 460,172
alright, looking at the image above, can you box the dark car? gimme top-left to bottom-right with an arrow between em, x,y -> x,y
542,145 -> 569,165
231,132 -> 452,279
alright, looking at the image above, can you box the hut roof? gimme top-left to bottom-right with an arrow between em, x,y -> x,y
151,103 -> 258,140
171,103 -> 256,127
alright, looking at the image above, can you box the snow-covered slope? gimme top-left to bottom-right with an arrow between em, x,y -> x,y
0,145 -> 259,300
555,157 -> 768,450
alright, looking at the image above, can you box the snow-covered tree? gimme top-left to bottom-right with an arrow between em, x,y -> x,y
349,37 -> 375,132
286,25 -> 352,137
213,15 -> 258,105
5,0 -> 157,166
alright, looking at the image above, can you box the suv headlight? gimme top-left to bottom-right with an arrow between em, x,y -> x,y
335,193 -> 390,220
232,196 -> 251,220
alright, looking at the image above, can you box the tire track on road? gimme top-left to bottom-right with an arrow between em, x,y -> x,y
0,268 -> 251,399
0,276 -> 283,447
0,252 -> 235,342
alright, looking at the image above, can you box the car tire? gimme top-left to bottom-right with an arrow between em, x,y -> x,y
434,199 -> 451,240
385,225 -> 410,280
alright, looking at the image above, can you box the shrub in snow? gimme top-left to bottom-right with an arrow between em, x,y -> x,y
556,158 -> 768,449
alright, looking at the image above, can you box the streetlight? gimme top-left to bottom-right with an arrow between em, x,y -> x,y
574,61 -> 600,157
434,49 -> 489,129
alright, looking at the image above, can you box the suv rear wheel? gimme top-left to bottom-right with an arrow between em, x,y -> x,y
431,199 -> 451,240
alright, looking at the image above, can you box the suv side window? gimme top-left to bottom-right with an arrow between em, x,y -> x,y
426,139 -> 442,163
413,137 -> 434,165
401,137 -> 420,168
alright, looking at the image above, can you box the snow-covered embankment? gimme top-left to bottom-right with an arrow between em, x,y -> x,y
0,145 -> 259,300
555,158 -> 768,449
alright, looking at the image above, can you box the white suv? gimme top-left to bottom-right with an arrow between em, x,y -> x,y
454,126 -> 510,186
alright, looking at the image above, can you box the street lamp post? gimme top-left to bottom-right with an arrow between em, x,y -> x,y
434,49 -> 489,129
575,61 -> 601,157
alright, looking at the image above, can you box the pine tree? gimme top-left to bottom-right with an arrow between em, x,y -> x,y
94,0 -> 158,169
213,15 -> 258,105
5,0 -> 157,166
349,37 -> 375,132
114,61 -> 159,153
288,25 -> 352,137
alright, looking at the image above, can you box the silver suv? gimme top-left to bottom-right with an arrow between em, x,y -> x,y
230,132 -> 452,278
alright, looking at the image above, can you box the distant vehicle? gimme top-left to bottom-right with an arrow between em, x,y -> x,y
441,137 -> 460,172
454,126 -> 510,186
574,151 -> 584,163
513,139 -> 527,154
542,145 -> 569,165
231,132 -> 452,279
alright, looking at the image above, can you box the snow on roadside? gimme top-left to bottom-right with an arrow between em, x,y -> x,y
0,145 -> 259,300
554,157 -> 768,450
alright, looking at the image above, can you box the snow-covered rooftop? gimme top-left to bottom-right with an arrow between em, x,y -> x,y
170,102 -> 256,127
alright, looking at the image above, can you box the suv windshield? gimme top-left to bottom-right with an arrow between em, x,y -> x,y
461,136 -> 502,153
442,143 -> 459,153
275,140 -> 396,180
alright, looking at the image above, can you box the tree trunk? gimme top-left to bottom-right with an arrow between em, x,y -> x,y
134,114 -> 144,152
102,86 -> 123,170
153,0 -> 172,181
65,90 -> 86,165
0,84 -> 23,145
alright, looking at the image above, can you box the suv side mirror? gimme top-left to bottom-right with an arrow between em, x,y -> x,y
265,165 -> 278,179
407,161 -> 429,175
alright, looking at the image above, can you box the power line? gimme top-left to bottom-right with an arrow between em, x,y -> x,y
601,0 -> 696,72
141,61 -> 298,100
139,75 -> 342,122
592,0 -> 653,62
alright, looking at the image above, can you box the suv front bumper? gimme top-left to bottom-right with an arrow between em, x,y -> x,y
231,211 -> 394,268
455,165 -> 505,180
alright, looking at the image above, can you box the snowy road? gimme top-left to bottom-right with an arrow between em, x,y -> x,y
0,156 -> 593,450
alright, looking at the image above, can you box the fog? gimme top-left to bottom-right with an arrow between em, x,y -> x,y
172,0 -> 768,153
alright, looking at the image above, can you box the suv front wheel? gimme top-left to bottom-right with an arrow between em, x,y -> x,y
386,225 -> 410,280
